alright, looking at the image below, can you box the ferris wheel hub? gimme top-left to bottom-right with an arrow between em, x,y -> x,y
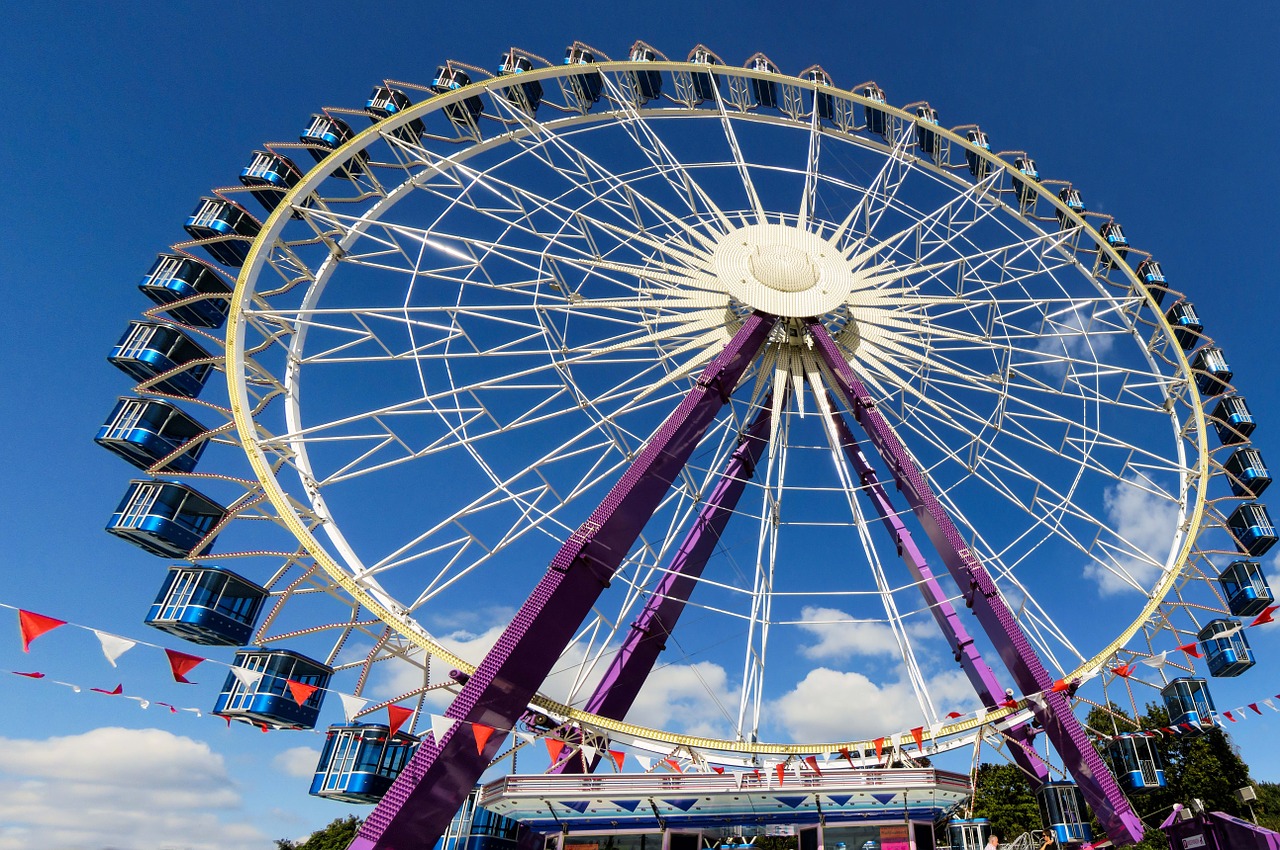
710,222 -> 856,318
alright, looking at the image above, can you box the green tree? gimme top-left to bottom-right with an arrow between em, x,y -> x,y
277,815 -> 363,850
970,762 -> 1042,840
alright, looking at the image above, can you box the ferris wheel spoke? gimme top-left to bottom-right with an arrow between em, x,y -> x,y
709,83 -> 766,224
798,105 -> 821,229
828,118 -> 918,250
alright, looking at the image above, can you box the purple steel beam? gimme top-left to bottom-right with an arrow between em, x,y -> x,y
807,321 -> 1144,846
351,313 -> 778,850
823,400 -> 1048,785
555,398 -> 777,774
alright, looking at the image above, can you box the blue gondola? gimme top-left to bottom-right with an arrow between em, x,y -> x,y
138,253 -> 232,329
1037,782 -> 1092,846
108,321 -> 212,399
1106,736 -> 1166,791
1218,559 -> 1275,617
432,65 -> 484,128
1193,346 -> 1233,396
1057,187 -> 1085,227
861,83 -> 888,136
310,723 -> 419,803
106,479 -> 225,559
1165,301 -> 1203,351
965,128 -> 991,179
300,113 -> 369,177
239,151 -> 302,214
366,86 -> 424,145
563,43 -> 603,109
214,648 -> 331,729
1099,221 -> 1129,270
1228,502 -> 1277,556
497,49 -> 543,115
435,788 -> 524,850
1199,618 -> 1256,677
947,818 -> 991,850
688,44 -> 723,102
96,396 -> 207,473
1136,258 -> 1169,307
1212,395 -> 1257,445
745,53 -> 779,110
1013,156 -> 1040,205
915,105 -> 940,157
1226,448 -> 1271,498
626,42 -> 663,103
803,65 -> 835,122
1162,677 -> 1217,726
146,565 -> 267,646
183,197 -> 259,267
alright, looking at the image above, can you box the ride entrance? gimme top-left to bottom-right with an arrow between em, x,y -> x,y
96,41 -> 1274,850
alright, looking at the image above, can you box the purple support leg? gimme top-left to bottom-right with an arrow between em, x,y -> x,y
823,400 -> 1048,785
555,398 -> 777,773
808,321 -> 1144,846
351,313 -> 778,850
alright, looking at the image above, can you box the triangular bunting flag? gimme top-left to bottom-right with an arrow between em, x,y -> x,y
337,692 -> 369,722
230,666 -> 265,691
546,738 -> 566,764
1027,692 -> 1048,711
910,727 -> 925,751
1176,642 -> 1202,658
286,679 -> 319,706
92,631 -> 136,667
514,730 -> 536,745
1250,703 -> 1263,715
946,710 -> 964,718
712,766 -> 725,774
609,750 -> 626,771
840,746 -> 854,767
791,762 -> 803,781
634,755 -> 653,772
1224,711 -> 1237,722
1052,679 -> 1071,693
734,772 -> 744,790
775,762 -> 786,785
805,755 -> 822,775
388,705 -> 414,738
18,610 -> 66,652
890,732 -> 902,751
874,737 -> 884,760
1251,606 -> 1278,627
1113,663 -> 1135,678
1265,699 -> 1278,712
429,713 -> 456,744
1234,707 -> 1249,721
664,758 -> 682,773
164,649 -> 204,684
1141,652 -> 1169,669
90,683 -> 123,695
473,722 -> 495,755
581,744 -> 597,766
13,670 -> 44,678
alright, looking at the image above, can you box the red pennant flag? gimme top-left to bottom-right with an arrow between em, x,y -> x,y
472,722 -> 495,755
91,683 -> 123,695
946,711 -> 964,719
260,723 -> 270,733
712,765 -> 725,774
18,610 -> 66,652
839,746 -> 854,767
13,670 -> 45,678
775,763 -> 786,785
664,758 -> 682,773
545,738 -> 566,764
1224,711 -> 1237,722
223,716 -> 232,728
1052,679 -> 1071,693
387,705 -> 413,738
164,649 -> 204,684
157,702 -> 178,713
1113,664 -> 1134,678
804,755 -> 822,775
911,726 -> 925,751
1250,704 -> 1264,715
286,679 -> 319,706
1250,606 -> 1278,627
610,750 -> 626,771
1002,697 -> 1019,708
874,737 -> 884,760
1176,642 -> 1202,658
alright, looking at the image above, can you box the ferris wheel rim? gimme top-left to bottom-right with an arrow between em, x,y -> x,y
222,58 -> 1212,758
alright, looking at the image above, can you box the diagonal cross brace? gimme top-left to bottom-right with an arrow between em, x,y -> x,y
555,398 -> 777,773
823,398 -> 1048,785
808,321 -> 1144,846
351,313 -> 778,850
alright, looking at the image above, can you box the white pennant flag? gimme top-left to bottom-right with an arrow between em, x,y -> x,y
1265,699 -> 1278,712
430,714 -> 457,743
337,692 -> 369,722
1141,651 -> 1170,669
182,707 -> 202,717
92,631 -> 137,667
1235,707 -> 1249,721
791,762 -> 803,780
514,730 -> 537,745
581,744 -> 598,765
230,666 -> 265,691
1026,692 -> 1048,711
890,732 -> 902,752
929,722 -> 943,742
634,755 -> 653,772
734,771 -> 745,790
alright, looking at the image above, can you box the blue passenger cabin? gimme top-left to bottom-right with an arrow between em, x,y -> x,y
802,66 -> 835,122
310,723 -> 419,803
745,53 -> 779,110
1037,782 -> 1092,845
138,253 -> 232,329
96,396 -> 207,473
1226,448 -> 1271,497
1135,258 -> 1169,307
366,86 -> 424,145
915,105 -> 940,157
1193,346 -> 1233,396
215,648 -> 332,729
1106,735 -> 1166,791
1056,187 -> 1085,227
1218,559 -> 1275,617
1013,156 -> 1040,205
432,65 -> 484,128
1099,220 -> 1129,259
1228,502 -> 1278,557
1212,395 -> 1257,445
300,113 -> 369,177
184,197 -> 260,267
947,818 -> 991,850
862,84 -> 888,136
688,45 -> 723,103
146,566 -> 267,646
1162,677 -> 1216,726
498,49 -> 543,115
1199,618 -> 1256,677
239,151 -> 302,214
108,321 -> 212,399
563,43 -> 603,109
106,479 -> 225,559
965,129 -> 991,179
1165,301 -> 1203,351
626,42 -> 663,103
434,788 -> 524,850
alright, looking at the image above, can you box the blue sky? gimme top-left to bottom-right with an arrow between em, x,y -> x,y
2,3 -> 1280,848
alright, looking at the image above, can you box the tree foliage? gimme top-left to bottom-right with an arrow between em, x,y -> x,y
970,762 -> 1042,840
277,815 -> 362,850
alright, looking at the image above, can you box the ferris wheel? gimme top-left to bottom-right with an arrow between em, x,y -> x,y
96,41 -> 1274,850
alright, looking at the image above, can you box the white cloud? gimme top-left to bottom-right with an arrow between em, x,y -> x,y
273,746 -> 321,779
628,661 -> 737,739
796,605 -> 934,660
0,727 -> 264,850
1085,478 -> 1179,595
771,668 -> 978,741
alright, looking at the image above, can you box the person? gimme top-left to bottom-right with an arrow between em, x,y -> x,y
1040,833 -> 1055,850
986,835 -> 999,850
